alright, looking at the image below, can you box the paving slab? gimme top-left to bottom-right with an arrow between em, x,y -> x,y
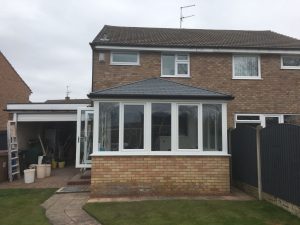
42,193 -> 100,225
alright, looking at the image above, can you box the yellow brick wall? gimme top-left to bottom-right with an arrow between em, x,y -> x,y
91,156 -> 230,197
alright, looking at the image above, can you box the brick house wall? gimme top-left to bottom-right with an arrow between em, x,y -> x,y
91,156 -> 230,197
0,52 -> 31,131
90,49 -> 299,197
92,50 -> 300,128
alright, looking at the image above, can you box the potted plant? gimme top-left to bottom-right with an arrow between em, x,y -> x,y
57,145 -> 65,168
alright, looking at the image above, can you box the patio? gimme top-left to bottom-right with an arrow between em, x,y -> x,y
0,167 -> 79,189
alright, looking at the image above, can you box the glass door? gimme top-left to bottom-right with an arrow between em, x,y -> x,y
76,108 -> 94,168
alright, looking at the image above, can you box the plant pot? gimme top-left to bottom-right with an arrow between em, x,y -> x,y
24,169 -> 35,183
58,161 -> 65,168
36,164 -> 46,179
51,160 -> 57,169
45,164 -> 51,177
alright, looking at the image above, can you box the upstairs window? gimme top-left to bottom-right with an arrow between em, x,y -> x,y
233,55 -> 261,79
161,53 -> 190,77
281,55 -> 300,69
110,52 -> 139,65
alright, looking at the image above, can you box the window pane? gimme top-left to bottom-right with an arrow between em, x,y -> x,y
236,123 -> 260,128
177,54 -> 188,60
112,52 -> 138,63
282,56 -> 300,67
203,104 -> 222,151
124,105 -> 144,149
152,103 -> 171,151
284,115 -> 300,125
177,63 -> 188,75
162,54 -> 175,75
178,105 -> 198,149
265,117 -> 279,127
99,103 -> 119,151
237,115 -> 260,120
234,56 -> 259,77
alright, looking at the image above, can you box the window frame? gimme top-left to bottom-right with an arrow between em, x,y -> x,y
281,55 -> 300,70
176,103 -> 201,151
232,54 -> 261,80
120,102 -> 147,152
92,100 -> 228,156
161,53 -> 190,77
234,113 -> 284,128
110,51 -> 140,65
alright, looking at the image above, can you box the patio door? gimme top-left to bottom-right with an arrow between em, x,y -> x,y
76,107 -> 94,168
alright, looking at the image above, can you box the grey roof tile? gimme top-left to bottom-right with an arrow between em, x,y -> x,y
88,78 -> 233,100
91,25 -> 300,50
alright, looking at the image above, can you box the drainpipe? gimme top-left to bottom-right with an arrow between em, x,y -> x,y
256,126 -> 262,200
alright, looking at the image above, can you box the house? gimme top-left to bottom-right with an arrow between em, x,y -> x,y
6,25 -> 300,197
0,51 -> 31,150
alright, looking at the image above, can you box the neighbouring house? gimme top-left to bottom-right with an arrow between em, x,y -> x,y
0,51 -> 31,150
6,25 -> 300,197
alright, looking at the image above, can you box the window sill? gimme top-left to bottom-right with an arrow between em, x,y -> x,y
280,67 -> 300,70
90,151 -> 230,156
160,75 -> 190,78
110,63 -> 140,66
232,77 -> 262,80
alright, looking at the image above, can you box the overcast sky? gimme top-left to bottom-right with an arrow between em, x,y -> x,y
1,0 -> 300,102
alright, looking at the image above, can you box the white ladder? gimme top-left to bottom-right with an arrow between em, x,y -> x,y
7,121 -> 20,182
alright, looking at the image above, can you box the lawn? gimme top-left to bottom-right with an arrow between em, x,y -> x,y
0,189 -> 55,225
84,200 -> 300,225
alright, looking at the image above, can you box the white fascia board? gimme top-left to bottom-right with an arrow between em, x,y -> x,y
17,113 -> 77,122
95,45 -> 300,54
6,103 -> 90,111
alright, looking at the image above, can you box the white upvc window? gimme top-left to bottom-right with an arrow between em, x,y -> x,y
161,53 -> 190,77
232,55 -> 261,79
234,114 -> 285,128
110,51 -> 140,65
281,55 -> 300,69
93,100 -> 228,156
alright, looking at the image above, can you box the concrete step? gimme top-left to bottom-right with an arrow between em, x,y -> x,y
67,171 -> 91,185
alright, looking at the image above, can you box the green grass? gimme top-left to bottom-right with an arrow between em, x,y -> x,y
84,200 -> 300,225
0,189 -> 55,225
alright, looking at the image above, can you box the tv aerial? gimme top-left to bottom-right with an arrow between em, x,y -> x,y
180,4 -> 196,28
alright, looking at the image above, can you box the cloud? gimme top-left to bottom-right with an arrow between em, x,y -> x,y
0,0 -> 299,101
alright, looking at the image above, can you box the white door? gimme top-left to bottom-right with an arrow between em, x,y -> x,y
76,107 -> 94,168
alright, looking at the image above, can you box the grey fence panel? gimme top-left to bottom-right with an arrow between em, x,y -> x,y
0,131 -> 7,150
260,124 -> 300,206
231,126 -> 258,187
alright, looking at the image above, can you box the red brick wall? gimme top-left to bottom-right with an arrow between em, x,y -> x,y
92,51 -> 300,127
91,156 -> 230,197
0,52 -> 31,131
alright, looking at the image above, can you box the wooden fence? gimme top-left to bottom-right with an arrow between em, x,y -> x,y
231,124 -> 300,207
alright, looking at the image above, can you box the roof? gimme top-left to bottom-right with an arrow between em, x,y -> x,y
88,78 -> 233,100
44,99 -> 92,104
0,51 -> 32,93
91,25 -> 300,50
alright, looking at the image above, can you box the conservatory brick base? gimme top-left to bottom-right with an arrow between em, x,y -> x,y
91,156 -> 230,197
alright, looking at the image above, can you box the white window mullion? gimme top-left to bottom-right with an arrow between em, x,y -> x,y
93,101 -> 99,154
171,103 -> 178,151
119,103 -> 124,151
144,102 -> 151,151
198,104 -> 203,152
222,103 -> 228,154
